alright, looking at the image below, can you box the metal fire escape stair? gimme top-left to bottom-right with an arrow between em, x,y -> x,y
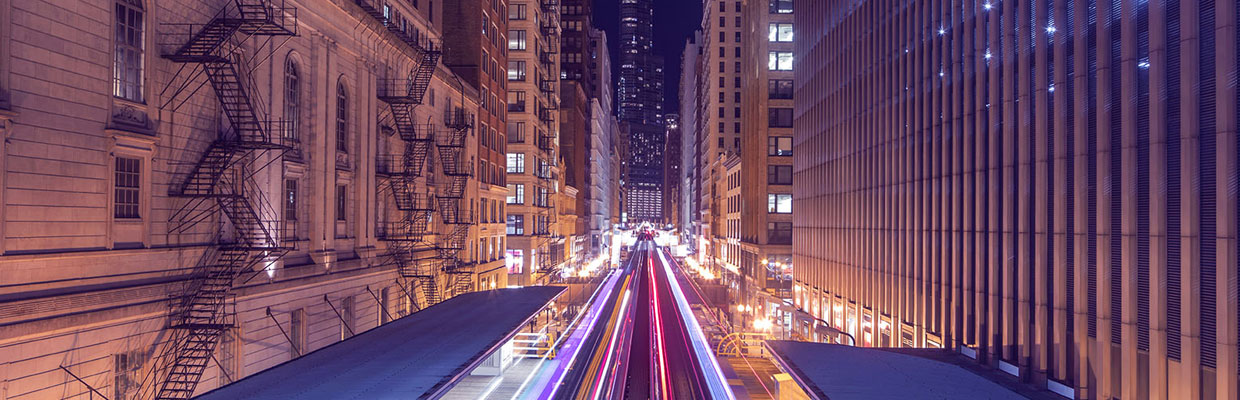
371,26 -> 442,308
430,109 -> 475,296
154,1 -> 296,399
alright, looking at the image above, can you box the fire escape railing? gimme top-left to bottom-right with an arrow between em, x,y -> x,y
434,108 -> 475,297
147,1 -> 297,399
373,33 -> 442,308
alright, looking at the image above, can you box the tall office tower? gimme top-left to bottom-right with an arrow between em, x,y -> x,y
796,0 -> 1240,398
558,0 -> 593,259
663,114 -> 682,226
705,0 -> 797,323
678,34 -> 703,239
504,0 -> 564,285
588,30 -> 620,253
618,0 -> 666,223
693,0 -> 745,269
560,0 -> 596,97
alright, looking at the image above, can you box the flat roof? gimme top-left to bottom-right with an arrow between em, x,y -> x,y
766,341 -> 1033,400
197,286 -> 566,400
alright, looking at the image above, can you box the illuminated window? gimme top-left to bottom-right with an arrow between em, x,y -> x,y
768,137 -> 793,156
768,51 -> 793,71
769,23 -> 794,42
113,0 -> 144,102
509,30 -> 526,50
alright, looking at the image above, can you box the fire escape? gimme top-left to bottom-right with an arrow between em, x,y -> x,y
438,108 -> 475,297
360,0 -> 445,307
153,1 -> 296,399
535,0 -> 561,277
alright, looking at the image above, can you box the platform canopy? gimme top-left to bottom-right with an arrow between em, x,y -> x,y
766,341 -> 1032,400
197,286 -> 566,400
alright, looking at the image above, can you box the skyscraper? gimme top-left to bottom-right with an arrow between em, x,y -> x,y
795,0 -> 1240,398
618,0 -> 665,223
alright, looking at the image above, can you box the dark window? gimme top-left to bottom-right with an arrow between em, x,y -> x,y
336,185 -> 347,221
114,157 -> 140,218
284,60 -> 300,141
336,82 -> 348,153
768,79 -> 794,99
768,108 -> 794,127
284,179 -> 298,221
768,0 -> 792,13
508,3 -> 526,19
767,165 -> 792,185
767,222 -> 792,244
508,121 -> 525,143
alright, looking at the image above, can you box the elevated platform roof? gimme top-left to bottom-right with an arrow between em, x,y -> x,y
197,286 -> 566,400
766,341 -> 1053,400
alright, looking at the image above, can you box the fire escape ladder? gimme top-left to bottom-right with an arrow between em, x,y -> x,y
153,2 -> 296,399
370,24 -> 442,309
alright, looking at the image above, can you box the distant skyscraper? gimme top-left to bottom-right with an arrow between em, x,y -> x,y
618,0 -> 665,222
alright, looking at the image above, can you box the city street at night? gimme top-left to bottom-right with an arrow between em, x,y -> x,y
556,235 -> 732,399
6,0 -> 1238,398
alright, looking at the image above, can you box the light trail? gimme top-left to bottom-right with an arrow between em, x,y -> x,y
516,266 -> 624,400
664,248 -> 768,398
655,247 -> 736,399
649,252 -> 672,398
589,280 -> 632,400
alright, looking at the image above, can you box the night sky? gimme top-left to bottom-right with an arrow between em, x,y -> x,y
594,0 -> 703,116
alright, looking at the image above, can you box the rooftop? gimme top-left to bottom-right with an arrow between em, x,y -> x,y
196,286 -> 566,400
766,341 -> 1059,400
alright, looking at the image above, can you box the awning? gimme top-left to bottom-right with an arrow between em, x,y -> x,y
766,341 -> 1036,400
197,286 -> 566,400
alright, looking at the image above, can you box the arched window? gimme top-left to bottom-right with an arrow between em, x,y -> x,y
284,59 -> 300,141
336,81 -> 348,153
113,0 -> 144,102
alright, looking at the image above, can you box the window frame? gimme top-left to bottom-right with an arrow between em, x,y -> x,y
506,152 -> 526,174
767,165 -> 793,185
113,0 -> 145,103
768,136 -> 793,156
768,23 -> 794,42
768,79 -> 794,99
768,51 -> 794,71
335,184 -> 347,221
114,157 -> 141,219
284,59 -> 301,141
335,81 -> 349,153
768,108 -> 794,128
507,183 -> 525,204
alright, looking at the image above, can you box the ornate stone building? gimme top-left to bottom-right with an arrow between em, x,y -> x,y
0,0 -> 506,398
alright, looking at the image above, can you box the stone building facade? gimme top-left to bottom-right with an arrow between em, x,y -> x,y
0,0 -> 504,398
